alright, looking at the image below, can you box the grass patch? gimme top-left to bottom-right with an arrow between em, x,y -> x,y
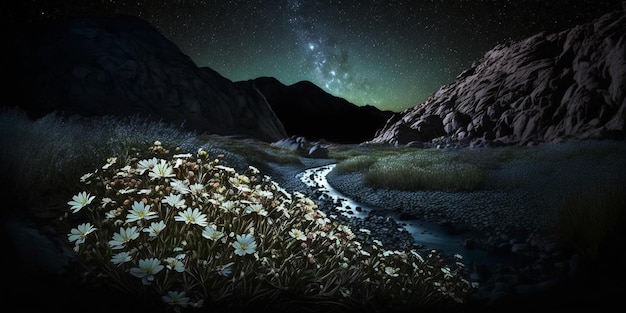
365,151 -> 484,191
556,185 -> 626,260
335,148 -> 485,192
334,154 -> 378,173
196,134 -> 302,169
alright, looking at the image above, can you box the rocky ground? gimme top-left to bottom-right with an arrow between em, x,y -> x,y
265,139 -> 626,312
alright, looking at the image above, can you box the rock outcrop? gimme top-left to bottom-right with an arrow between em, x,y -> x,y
371,5 -> 626,147
7,15 -> 287,142
249,77 -> 394,144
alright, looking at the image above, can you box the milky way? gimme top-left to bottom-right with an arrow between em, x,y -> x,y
287,0 -> 376,104
5,0 -> 624,112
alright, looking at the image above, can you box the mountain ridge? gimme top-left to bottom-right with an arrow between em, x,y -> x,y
243,76 -> 394,144
370,4 -> 626,147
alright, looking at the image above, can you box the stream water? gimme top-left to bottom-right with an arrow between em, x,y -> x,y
297,164 -> 517,266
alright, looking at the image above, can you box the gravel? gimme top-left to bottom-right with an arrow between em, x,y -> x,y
326,140 -> 626,240
264,139 -> 626,308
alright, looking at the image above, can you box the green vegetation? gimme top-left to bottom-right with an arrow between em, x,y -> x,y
334,148 -> 485,192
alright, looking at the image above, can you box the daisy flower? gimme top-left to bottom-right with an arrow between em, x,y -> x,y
67,222 -> 97,245
162,194 -> 186,208
232,234 -> 257,256
202,225 -> 224,241
175,208 -> 208,227
129,258 -> 164,285
149,159 -> 175,180
162,291 -> 190,307
67,191 -> 95,213
137,157 -> 159,175
108,226 -> 140,250
289,228 -> 307,241
126,201 -> 158,224
143,220 -> 167,237
170,179 -> 191,194
111,251 -> 133,266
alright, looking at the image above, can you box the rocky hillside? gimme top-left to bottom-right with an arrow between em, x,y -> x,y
6,15 -> 287,142
248,77 -> 394,144
371,5 -> 626,147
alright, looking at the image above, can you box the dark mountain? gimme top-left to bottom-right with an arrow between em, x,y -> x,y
5,15 -> 287,142
247,76 -> 394,144
371,5 -> 626,147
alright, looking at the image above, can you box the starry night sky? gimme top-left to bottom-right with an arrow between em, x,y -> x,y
5,0 -> 624,112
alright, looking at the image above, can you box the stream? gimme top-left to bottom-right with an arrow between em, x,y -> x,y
297,164 -> 517,266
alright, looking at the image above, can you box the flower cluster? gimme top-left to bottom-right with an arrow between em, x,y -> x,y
65,141 -> 474,311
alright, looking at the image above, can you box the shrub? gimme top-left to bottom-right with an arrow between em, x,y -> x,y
62,141 -> 474,312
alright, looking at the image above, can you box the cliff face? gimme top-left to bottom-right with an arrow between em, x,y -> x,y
371,6 -> 626,147
8,16 -> 287,142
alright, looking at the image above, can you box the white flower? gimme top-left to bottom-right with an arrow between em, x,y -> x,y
108,226 -> 140,250
170,179 -> 191,194
105,209 -> 119,219
137,157 -> 159,175
161,291 -> 190,307
79,172 -> 94,183
143,220 -> 167,237
111,251 -> 132,266
245,203 -> 268,216
130,258 -> 164,285
385,267 -> 400,277
165,257 -> 185,272
125,201 -> 158,224
67,191 -> 95,213
248,165 -> 260,174
173,158 -> 183,168
149,159 -> 175,180
175,208 -> 208,227
189,183 -> 205,196
215,165 -> 235,173
219,200 -> 237,212
163,194 -> 186,208
232,234 -> 257,256
202,225 -> 224,241
100,197 -> 115,208
102,157 -> 117,169
118,187 -> 136,194
67,222 -> 96,245
288,228 -> 307,241
257,190 -> 273,199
